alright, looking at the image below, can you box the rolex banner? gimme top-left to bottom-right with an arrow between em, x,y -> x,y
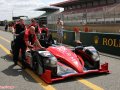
80,32 -> 120,56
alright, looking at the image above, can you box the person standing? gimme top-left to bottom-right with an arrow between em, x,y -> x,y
56,17 -> 64,44
11,19 -> 26,54
5,21 -> 8,31
40,24 -> 49,39
13,26 -> 43,69
28,19 -> 41,39
13,19 -> 26,38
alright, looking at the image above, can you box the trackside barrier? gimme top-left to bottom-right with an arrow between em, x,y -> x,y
50,29 -> 120,56
80,32 -> 120,56
49,29 -> 75,46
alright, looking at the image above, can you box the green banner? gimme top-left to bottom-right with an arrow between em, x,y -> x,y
50,30 -> 75,46
50,30 -> 120,56
80,32 -> 120,56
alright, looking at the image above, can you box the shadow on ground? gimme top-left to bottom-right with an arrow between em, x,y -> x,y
0,54 -> 13,62
1,54 -> 37,83
2,64 -> 37,83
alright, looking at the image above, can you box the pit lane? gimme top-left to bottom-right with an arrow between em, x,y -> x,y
0,30 -> 120,90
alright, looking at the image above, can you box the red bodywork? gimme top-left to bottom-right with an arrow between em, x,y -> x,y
38,46 -> 109,83
47,46 -> 84,73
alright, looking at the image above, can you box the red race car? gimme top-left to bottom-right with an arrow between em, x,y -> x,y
10,35 -> 109,83
22,44 -> 109,83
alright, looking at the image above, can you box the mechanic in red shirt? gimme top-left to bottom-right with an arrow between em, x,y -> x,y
40,24 -> 49,39
13,26 -> 43,69
28,19 -> 41,39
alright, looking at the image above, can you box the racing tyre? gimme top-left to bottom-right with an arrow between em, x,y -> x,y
32,52 -> 44,75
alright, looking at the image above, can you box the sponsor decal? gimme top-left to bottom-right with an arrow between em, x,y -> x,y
94,36 -> 120,48
63,33 -> 67,40
102,38 -> 120,47
94,36 -> 99,44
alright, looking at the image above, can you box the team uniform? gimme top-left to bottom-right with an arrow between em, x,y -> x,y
13,30 -> 37,68
40,27 -> 48,39
28,24 -> 41,39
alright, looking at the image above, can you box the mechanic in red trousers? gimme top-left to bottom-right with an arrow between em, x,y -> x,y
13,26 -> 43,69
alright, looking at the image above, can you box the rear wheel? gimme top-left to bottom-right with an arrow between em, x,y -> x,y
32,52 -> 44,75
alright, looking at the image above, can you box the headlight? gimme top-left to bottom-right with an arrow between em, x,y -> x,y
45,57 -> 57,67
50,57 -> 57,67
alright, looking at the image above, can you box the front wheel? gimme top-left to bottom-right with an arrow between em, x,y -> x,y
32,52 -> 44,75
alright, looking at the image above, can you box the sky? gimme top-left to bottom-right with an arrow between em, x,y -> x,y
0,0 -> 64,21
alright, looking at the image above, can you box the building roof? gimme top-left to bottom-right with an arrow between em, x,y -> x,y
35,6 -> 59,12
35,6 -> 60,19
40,12 -> 53,17
51,0 -> 79,7
51,0 -> 93,7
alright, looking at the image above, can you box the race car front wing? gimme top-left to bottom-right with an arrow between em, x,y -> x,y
40,62 -> 109,83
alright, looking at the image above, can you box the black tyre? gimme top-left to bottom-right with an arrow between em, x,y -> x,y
32,52 -> 44,75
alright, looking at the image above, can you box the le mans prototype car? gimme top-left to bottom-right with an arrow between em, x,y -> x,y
11,36 -> 109,83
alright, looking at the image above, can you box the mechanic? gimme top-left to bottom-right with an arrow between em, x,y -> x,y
74,40 -> 83,46
28,19 -> 41,39
13,26 -> 43,69
47,32 -> 54,46
40,24 -> 49,39
12,19 -> 26,38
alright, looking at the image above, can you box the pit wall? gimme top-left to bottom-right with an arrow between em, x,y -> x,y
50,29 -> 120,56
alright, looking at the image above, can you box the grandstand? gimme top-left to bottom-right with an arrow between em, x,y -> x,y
35,6 -> 60,26
49,0 -> 120,33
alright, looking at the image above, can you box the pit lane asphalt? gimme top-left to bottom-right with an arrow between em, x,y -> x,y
0,30 -> 120,90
